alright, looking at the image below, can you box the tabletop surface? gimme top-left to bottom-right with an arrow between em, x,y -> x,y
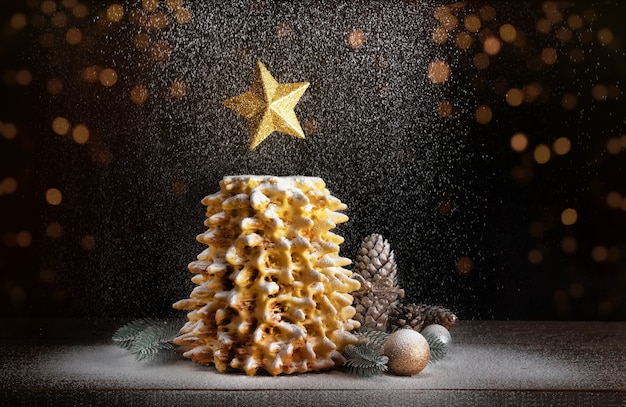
1,318 -> 625,406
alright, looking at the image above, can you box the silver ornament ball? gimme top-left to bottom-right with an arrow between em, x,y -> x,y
421,324 -> 452,347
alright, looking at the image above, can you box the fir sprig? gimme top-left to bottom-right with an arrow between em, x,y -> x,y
423,333 -> 447,364
355,327 -> 391,348
113,318 -> 182,362
343,343 -> 389,377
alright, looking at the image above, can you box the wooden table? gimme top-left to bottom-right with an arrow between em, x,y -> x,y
1,319 -> 625,406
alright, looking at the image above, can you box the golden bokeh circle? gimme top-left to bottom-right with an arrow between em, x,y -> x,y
510,133 -> 528,152
431,26 -> 448,45
592,84 -> 608,101
567,14 -> 584,30
133,33 -> 151,51
174,7 -> 192,24
561,236 -> 577,254
475,105 -> 493,124
534,144 -> 551,164
41,1 -> 57,15
561,208 -> 578,226
499,24 -> 517,43
464,14 -> 481,33
2,123 -> 18,140
149,12 -> 168,30
1,177 -> 18,194
52,117 -> 71,136
606,137 -> 623,155
427,60 -> 450,84
10,13 -> 28,30
597,28 -> 614,46
541,47 -> 558,65
80,235 -> 96,250
523,83 -> 542,103
15,70 -> 32,86
505,88 -> 524,107
437,100 -> 453,118
276,22 -> 292,39
82,66 -> 100,83
65,27 -> 82,45
591,246 -> 608,262
536,18 -> 552,34
528,249 -> 543,264
150,40 -> 172,62
455,32 -> 473,50
606,191 -> 622,209
170,81 -> 187,98
72,4 -> 89,19
552,137 -> 571,155
347,29 -> 366,49
46,222 -> 63,239
106,4 -> 125,23
473,52 -> 490,70
46,188 -> 63,205
72,124 -> 90,144
483,36 -> 501,56
131,85 -> 149,105
142,0 -> 159,13
479,5 -> 496,22
165,0 -> 184,10
560,93 -> 578,110
15,231 -> 32,248
456,256 -> 474,275
99,68 -> 118,87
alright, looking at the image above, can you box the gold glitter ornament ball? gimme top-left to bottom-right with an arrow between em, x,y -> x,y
383,329 -> 430,376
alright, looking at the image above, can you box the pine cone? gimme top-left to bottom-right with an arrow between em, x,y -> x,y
352,234 -> 405,331
390,303 -> 458,331
389,303 -> 426,331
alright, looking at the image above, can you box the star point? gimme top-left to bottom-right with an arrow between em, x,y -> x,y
223,61 -> 310,150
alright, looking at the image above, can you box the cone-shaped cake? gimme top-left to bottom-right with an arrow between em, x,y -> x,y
173,175 -> 361,375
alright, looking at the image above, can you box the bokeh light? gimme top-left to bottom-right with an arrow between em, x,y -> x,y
106,4 -> 125,23
2,123 -> 18,140
505,88 -> 524,107
552,137 -> 571,155
45,188 -> 63,206
456,256 -> 474,275
483,36 -> 501,55
65,27 -> 82,45
591,245 -> 608,262
561,236 -> 577,254
561,208 -> 578,226
510,133 -> 528,152
533,144 -> 551,164
72,124 -> 90,144
52,117 -> 71,136
347,29 -> 366,49
99,68 -> 118,87
475,105 -> 492,124
528,249 -> 543,264
131,85 -> 149,105
499,24 -> 517,42
464,14 -> 481,33
427,60 -> 450,84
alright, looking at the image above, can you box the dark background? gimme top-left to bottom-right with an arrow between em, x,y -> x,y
1,0 -> 625,321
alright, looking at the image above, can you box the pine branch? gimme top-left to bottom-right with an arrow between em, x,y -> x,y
113,318 -> 182,362
355,327 -> 391,348
423,333 -> 447,364
343,343 -> 389,377
112,318 -> 162,350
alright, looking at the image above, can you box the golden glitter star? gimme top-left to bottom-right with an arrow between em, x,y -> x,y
223,61 -> 310,150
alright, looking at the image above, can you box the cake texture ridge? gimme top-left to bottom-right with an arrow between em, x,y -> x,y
173,175 -> 361,375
